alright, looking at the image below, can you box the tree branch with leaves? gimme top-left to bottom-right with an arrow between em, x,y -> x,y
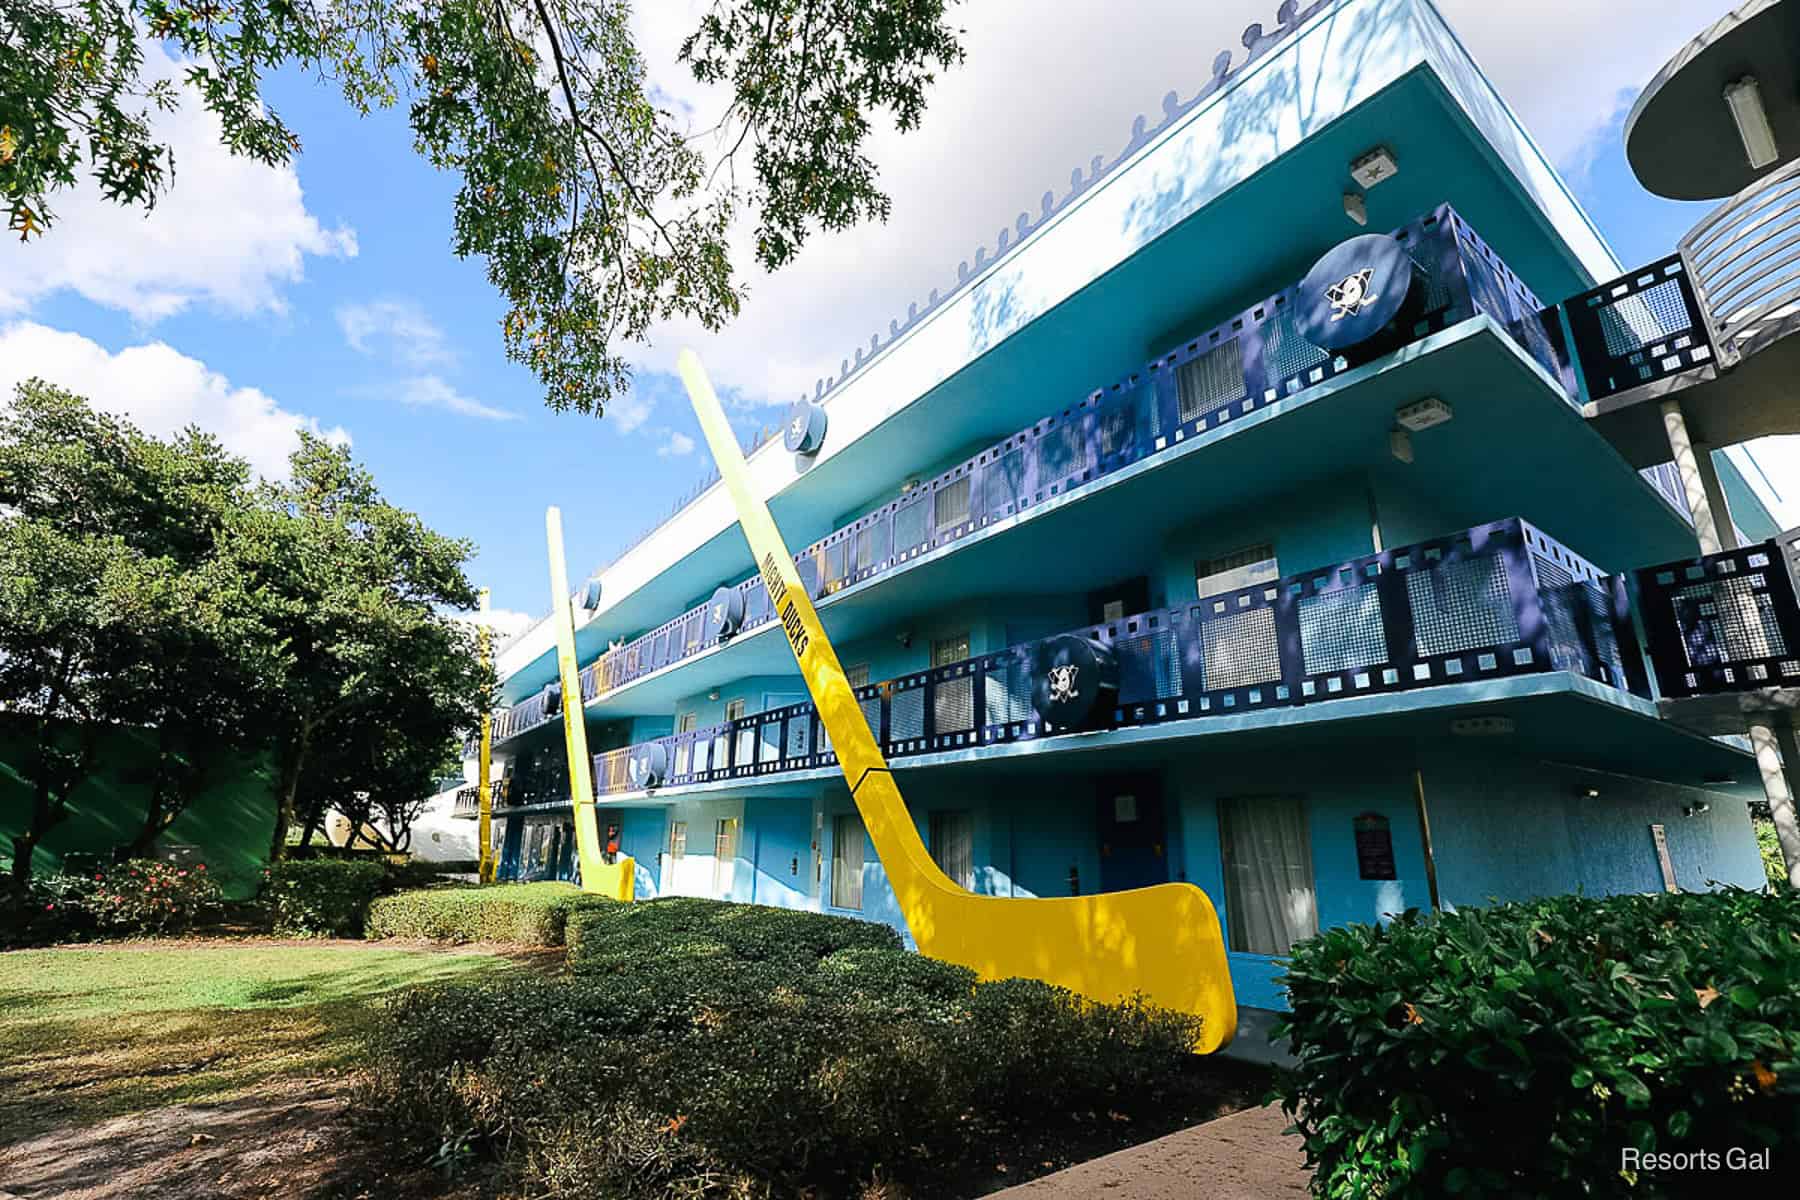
1,0 -> 963,412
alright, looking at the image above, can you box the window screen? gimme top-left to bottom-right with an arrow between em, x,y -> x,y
1198,543 -> 1279,597
932,633 -> 971,667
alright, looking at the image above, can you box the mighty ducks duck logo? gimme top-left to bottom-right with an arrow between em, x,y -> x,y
1047,663 -> 1080,705
1326,268 -> 1377,321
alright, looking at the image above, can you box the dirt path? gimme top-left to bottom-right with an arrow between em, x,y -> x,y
0,1077 -> 352,1200
983,1105 -> 1309,1199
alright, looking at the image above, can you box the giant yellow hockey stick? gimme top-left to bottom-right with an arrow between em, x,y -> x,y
678,350 -> 1237,1052
546,506 -> 636,901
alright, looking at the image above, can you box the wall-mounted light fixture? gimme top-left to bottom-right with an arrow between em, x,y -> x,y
1396,396 -> 1453,432
1575,785 -> 1601,800
707,688 -> 720,701
1724,76 -> 1780,170
1683,800 -> 1712,819
1350,145 -> 1399,189
1343,190 -> 1368,227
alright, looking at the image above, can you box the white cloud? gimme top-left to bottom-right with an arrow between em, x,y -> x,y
395,375 -> 519,422
656,429 -> 696,458
337,300 -> 456,368
0,37 -> 355,321
619,0 -> 1734,416
0,321 -> 349,480
449,606 -> 535,640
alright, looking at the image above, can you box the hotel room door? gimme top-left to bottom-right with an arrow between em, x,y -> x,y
1097,774 -> 1168,893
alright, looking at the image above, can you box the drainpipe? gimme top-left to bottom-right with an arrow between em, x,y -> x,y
1413,768 -> 1441,911
1661,398 -> 1799,890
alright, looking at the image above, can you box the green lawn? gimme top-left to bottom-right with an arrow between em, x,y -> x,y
0,942 -> 518,1140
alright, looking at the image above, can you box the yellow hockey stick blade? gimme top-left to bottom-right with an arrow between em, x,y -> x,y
677,350 -> 1236,1052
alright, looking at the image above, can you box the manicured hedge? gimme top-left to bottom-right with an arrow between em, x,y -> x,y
1276,889 -> 1800,1198
365,881 -> 615,945
261,859 -> 389,936
565,894 -> 902,971
358,898 -> 1225,1198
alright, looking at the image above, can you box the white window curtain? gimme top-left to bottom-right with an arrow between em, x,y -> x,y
1219,795 -> 1318,955
930,810 -> 975,891
831,813 -> 866,909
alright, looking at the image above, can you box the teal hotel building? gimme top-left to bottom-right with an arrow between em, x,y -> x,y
460,0 -> 1800,1038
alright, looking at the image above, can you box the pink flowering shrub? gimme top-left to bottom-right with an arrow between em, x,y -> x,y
84,858 -> 223,936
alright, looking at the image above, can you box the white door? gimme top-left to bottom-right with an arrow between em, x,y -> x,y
661,799 -> 745,899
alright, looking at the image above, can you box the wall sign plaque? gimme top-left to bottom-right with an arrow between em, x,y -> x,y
1353,811 -> 1397,880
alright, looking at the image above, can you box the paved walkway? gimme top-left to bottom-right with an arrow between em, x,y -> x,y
988,1105 -> 1309,1199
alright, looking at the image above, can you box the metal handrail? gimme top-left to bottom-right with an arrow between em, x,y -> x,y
1680,158 -> 1800,362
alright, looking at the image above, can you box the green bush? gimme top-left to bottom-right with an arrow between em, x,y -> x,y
565,895 -> 902,972
1756,818 -> 1788,890
357,900 -> 1216,1199
365,881 -> 613,944
1276,890 -> 1800,1199
261,859 -> 388,936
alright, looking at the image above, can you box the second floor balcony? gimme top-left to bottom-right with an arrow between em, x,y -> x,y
575,516 -> 1653,799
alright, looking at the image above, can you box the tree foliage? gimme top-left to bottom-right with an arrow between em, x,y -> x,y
0,0 -> 964,411
0,382 -> 490,882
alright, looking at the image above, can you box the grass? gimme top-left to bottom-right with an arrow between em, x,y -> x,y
0,942 -> 517,1141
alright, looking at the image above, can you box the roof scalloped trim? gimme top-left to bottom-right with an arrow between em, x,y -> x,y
802,0 -> 1332,407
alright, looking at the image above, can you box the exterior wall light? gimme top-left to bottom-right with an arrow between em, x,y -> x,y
1343,190 -> 1368,227
1349,146 -> 1399,189
1396,396 -> 1452,432
1683,800 -> 1712,818
1723,76 -> 1780,170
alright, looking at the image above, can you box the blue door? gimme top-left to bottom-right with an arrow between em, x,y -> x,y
1097,775 -> 1168,892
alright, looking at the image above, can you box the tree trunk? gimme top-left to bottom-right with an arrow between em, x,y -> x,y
268,721 -> 313,862
297,809 -> 324,852
120,730 -> 182,861
10,718 -> 95,887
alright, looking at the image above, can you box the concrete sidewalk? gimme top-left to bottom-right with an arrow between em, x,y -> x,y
987,1105 -> 1309,1199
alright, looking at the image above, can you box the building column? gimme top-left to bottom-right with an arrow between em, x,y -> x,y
1762,725 -> 1800,890
1663,397 -> 1798,888
1661,398 -> 1730,553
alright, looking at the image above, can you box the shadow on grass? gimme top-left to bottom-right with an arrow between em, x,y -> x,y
0,1001 -> 377,1144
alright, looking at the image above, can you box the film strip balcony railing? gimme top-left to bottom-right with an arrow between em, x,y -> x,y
451,779 -> 511,820
1633,533 -> 1800,698
1562,255 -> 1715,403
588,518 -> 1644,796
485,204 -> 1571,749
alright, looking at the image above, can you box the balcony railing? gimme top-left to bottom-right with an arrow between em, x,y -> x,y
491,203 -> 1571,747
1633,534 -> 1800,699
584,518 -> 1644,797
450,780 -> 510,820
1561,255 -> 1715,402
1681,158 -> 1800,366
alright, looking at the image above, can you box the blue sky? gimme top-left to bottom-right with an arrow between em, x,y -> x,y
2,0 -> 1791,629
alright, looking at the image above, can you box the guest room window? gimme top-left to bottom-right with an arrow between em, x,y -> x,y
1218,795 -> 1317,955
831,813 -> 866,909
